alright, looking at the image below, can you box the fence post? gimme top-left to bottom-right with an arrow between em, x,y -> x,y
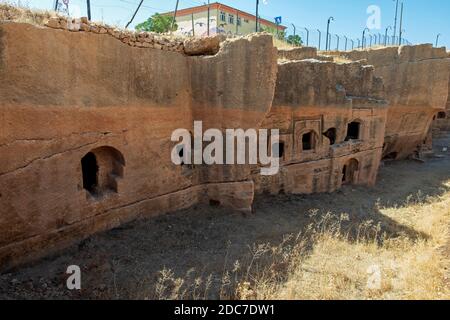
87,0 -> 91,20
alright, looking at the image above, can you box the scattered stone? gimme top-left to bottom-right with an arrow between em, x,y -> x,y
183,35 -> 224,56
67,19 -> 80,32
80,23 -> 90,32
58,18 -> 68,29
45,17 -> 60,29
90,25 -> 100,33
42,15 -> 186,53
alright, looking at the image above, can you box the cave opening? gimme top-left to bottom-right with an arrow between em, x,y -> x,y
81,152 -> 99,194
323,128 -> 337,145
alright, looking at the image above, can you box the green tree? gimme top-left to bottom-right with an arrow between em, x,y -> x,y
135,13 -> 177,33
287,34 -> 303,46
277,31 -> 287,40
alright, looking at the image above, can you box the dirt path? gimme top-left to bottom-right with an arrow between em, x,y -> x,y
1,135 -> 450,300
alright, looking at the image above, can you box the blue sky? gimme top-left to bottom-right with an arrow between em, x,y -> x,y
8,0 -> 450,48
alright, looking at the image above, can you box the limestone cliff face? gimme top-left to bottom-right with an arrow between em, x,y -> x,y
0,23 -> 277,270
340,45 -> 450,159
256,59 -> 387,195
277,47 -> 334,62
446,51 -> 450,109
0,21 -> 448,272
433,51 -> 450,132
447,53 -> 450,115
278,47 -> 318,61
273,60 -> 384,107
445,51 -> 450,111
190,34 -> 278,130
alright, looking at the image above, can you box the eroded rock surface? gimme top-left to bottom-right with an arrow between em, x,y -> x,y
1,21 -> 449,272
433,51 -> 450,133
338,45 -> 450,159
183,35 -> 225,56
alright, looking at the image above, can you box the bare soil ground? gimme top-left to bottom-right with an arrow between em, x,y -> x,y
1,135 -> 450,300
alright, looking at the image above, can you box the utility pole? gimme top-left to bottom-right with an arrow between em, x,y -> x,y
126,0 -> 144,29
292,24 -> 296,37
335,34 -> 339,51
436,33 -> 441,47
87,0 -> 91,20
351,39 -> 354,50
54,0 -> 59,11
398,2 -> 404,45
385,26 -> 392,46
207,0 -> 210,36
344,36 -> 348,51
256,0 -> 260,32
392,0 -> 399,44
399,29 -> 404,46
191,13 -> 195,37
304,27 -> 309,46
326,16 -> 334,51
317,29 -> 321,51
171,0 -> 180,32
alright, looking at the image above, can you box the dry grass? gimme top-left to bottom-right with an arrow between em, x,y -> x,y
273,37 -> 295,50
250,189 -> 450,300
155,187 -> 450,300
0,1 -> 55,26
332,56 -> 353,64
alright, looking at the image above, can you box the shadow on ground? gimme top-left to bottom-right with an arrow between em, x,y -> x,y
1,136 -> 450,299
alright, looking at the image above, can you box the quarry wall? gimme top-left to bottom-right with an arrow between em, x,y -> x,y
0,21 -> 448,271
433,51 -> 450,133
338,45 -> 450,159
255,59 -> 387,195
0,23 -> 277,270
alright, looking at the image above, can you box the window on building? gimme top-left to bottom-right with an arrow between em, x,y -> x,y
302,131 -> 315,151
228,14 -> 235,25
272,142 -> 285,159
345,121 -> 361,141
437,112 -> 447,119
237,16 -> 242,26
244,19 -> 249,23
220,11 -> 226,22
